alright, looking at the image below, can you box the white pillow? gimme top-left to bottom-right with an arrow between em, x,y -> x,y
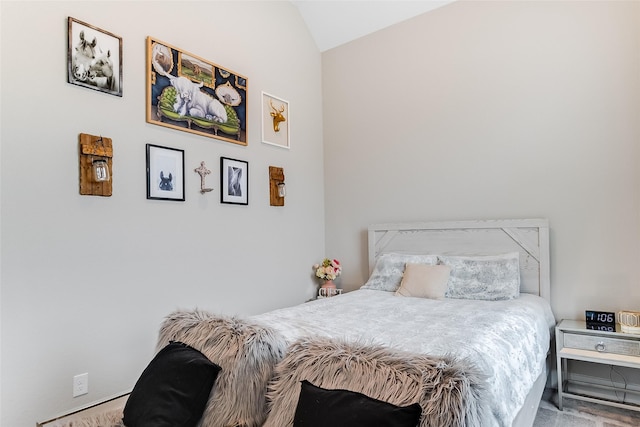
395,264 -> 451,299
438,252 -> 521,301
361,253 -> 438,292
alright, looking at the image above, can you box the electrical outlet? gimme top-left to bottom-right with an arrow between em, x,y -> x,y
73,373 -> 88,397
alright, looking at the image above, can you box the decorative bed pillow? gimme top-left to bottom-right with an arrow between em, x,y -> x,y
438,252 -> 521,301
123,341 -> 221,427
395,263 -> 451,299
361,253 -> 438,292
293,380 -> 422,427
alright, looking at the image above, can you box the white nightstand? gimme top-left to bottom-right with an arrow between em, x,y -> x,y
556,319 -> 640,412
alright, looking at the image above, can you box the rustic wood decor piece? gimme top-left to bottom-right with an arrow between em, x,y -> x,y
269,166 -> 285,206
367,218 -> 550,300
79,133 -> 113,197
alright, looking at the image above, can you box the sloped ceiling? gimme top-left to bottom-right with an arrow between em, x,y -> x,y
291,0 -> 456,52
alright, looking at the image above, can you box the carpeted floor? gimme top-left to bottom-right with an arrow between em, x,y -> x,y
533,390 -> 640,427
42,388 -> 640,427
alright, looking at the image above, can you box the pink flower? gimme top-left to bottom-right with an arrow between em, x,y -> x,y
313,258 -> 342,281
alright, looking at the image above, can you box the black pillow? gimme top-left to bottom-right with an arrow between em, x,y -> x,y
123,341 -> 221,427
293,380 -> 422,427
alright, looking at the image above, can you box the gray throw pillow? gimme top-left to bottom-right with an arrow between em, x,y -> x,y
361,253 -> 438,292
439,252 -> 520,301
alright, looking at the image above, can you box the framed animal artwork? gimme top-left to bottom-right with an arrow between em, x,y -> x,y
261,92 -> 290,149
67,17 -> 123,97
220,157 -> 248,205
146,144 -> 185,202
146,37 -> 248,146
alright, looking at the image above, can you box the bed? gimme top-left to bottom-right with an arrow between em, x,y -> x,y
253,218 -> 555,427
45,219 -> 555,427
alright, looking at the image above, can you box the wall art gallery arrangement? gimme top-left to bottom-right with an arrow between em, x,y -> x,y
66,17 -> 291,205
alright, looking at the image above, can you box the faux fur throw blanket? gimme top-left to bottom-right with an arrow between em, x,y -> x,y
156,309 -> 288,427
262,338 -> 489,427
60,310 -> 287,427
60,409 -> 125,427
58,312 -> 486,427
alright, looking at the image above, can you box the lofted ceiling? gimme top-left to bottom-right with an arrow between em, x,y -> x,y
291,0 -> 456,52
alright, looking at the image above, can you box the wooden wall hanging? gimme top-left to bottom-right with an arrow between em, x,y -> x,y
269,166 -> 285,206
79,133 -> 113,197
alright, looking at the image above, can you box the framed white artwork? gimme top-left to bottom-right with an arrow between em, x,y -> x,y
261,92 -> 290,149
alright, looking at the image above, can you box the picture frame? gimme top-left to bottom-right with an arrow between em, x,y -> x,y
67,17 -> 123,97
220,157 -> 248,205
261,92 -> 290,149
146,37 -> 248,146
146,144 -> 185,201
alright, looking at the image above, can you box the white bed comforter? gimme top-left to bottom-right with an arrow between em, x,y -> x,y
254,289 -> 556,427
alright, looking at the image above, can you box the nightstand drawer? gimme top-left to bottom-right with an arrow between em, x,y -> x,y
564,333 -> 640,356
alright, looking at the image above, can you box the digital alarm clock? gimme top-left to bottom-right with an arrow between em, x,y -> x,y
585,310 -> 616,332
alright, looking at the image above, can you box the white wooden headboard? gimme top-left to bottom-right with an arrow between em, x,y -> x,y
368,219 -> 550,301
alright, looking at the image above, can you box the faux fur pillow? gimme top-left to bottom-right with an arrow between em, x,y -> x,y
395,263 -> 451,299
361,253 -> 438,292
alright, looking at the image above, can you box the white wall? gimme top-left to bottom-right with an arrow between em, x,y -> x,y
322,0 -> 640,322
0,1 -> 324,425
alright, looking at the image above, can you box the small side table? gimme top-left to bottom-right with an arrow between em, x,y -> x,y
556,319 -> 640,412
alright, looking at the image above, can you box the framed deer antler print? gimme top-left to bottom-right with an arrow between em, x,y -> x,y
261,92 -> 290,149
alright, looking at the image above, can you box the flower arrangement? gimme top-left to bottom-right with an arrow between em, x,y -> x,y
313,258 -> 342,282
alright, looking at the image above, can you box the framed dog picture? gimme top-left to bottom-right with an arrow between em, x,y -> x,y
146,144 -> 185,201
146,37 -> 248,146
67,17 -> 123,96
220,157 -> 248,205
